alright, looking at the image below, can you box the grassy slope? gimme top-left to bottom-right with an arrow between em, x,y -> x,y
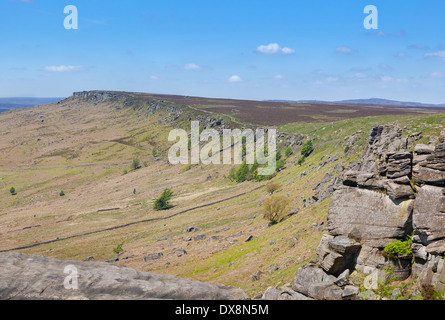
0,96 -> 444,298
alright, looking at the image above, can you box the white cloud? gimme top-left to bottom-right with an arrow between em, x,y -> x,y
381,76 -> 393,82
182,63 -> 201,71
326,77 -> 338,83
273,75 -> 284,80
256,43 -> 295,55
44,65 -> 84,72
352,73 -> 367,79
424,51 -> 445,61
397,52 -> 407,59
431,72 -> 445,78
228,75 -> 242,83
150,75 -> 159,80
335,46 -> 356,54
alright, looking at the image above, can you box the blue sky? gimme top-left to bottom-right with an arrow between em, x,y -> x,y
1,0 -> 445,103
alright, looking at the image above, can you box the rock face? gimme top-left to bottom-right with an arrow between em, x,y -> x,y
328,187 -> 413,241
267,126 -> 445,300
0,252 -> 248,300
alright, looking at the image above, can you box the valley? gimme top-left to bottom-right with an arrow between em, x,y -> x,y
1,91 -> 444,299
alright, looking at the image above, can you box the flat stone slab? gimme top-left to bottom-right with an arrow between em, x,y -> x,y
0,252 -> 248,300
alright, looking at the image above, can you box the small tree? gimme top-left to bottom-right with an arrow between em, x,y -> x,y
153,188 -> 173,210
235,162 -> 250,182
265,182 -> 281,194
113,242 -> 124,255
9,187 -> 16,195
300,140 -> 314,157
130,158 -> 141,171
228,167 -> 237,181
263,195 -> 290,225
285,146 -> 293,158
297,156 -> 306,166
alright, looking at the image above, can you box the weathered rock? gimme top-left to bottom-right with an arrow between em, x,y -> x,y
384,181 -> 415,200
356,173 -> 385,190
334,269 -> 350,287
426,240 -> 445,255
391,175 -> 411,185
0,252 -> 248,300
413,166 -> 445,187
342,170 -> 359,187
413,185 -> 445,244
316,235 -> 361,276
355,245 -> 388,273
174,248 -> 188,257
328,187 -> 413,241
415,144 -> 435,155
385,152 -> 413,179
193,234 -> 206,241
323,285 -> 344,300
342,285 -> 359,299
143,253 -> 163,261
262,286 -> 310,300
424,151 -> 445,172
292,263 -> 336,299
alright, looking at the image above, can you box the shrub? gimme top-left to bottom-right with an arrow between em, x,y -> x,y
297,156 -> 306,166
59,190 -> 65,197
235,162 -> 250,182
153,188 -> 173,210
152,148 -> 158,158
300,140 -> 314,157
9,187 -> 16,195
130,158 -> 141,171
228,167 -> 237,181
384,240 -> 412,258
113,242 -> 124,255
263,195 -> 291,225
265,182 -> 281,194
285,146 -> 293,158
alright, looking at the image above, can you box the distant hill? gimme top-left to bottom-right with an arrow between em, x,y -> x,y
266,98 -> 445,108
0,97 -> 65,113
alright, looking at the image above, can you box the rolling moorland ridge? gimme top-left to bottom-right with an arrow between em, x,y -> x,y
0,90 -> 445,300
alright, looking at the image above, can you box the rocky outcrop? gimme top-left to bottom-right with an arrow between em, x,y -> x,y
264,125 -> 445,300
0,252 -> 248,300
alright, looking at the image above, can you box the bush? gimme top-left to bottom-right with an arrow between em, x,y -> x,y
130,158 -> 141,171
285,146 -> 293,158
300,140 -> 314,157
265,182 -> 281,194
59,190 -> 65,197
9,187 -> 16,195
113,242 -> 124,255
228,167 -> 237,181
297,156 -> 306,166
153,188 -> 173,210
263,195 -> 291,225
384,240 -> 412,258
235,162 -> 250,182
